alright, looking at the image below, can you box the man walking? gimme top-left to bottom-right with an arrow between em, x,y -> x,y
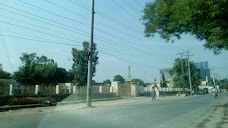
155,87 -> 160,101
151,87 -> 156,101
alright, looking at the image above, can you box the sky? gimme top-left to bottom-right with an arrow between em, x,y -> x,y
0,0 -> 228,83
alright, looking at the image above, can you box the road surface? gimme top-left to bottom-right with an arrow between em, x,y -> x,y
0,93 -> 227,128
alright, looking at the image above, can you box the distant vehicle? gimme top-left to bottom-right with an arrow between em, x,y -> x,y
207,86 -> 214,92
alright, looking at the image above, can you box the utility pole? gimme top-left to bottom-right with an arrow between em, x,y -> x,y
186,50 -> 193,96
86,0 -> 95,107
144,71 -> 147,83
128,66 -> 132,80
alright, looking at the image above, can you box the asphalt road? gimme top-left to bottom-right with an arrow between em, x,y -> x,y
0,93 -> 227,128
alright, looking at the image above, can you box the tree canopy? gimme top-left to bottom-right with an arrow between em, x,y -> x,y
131,78 -> 145,86
142,0 -> 228,53
103,79 -> 111,85
13,53 -> 72,85
169,58 -> 201,90
113,75 -> 125,83
160,73 -> 168,88
0,64 -> 11,79
71,41 -> 99,86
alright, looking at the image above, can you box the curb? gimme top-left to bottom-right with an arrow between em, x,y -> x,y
0,97 -> 122,112
57,97 -> 122,105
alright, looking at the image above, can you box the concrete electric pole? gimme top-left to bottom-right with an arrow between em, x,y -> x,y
186,50 -> 193,96
86,0 -> 95,107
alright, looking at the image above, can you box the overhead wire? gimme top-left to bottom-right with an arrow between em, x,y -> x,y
134,0 -> 144,8
0,7 -> 153,60
0,31 -> 168,68
0,14 -> 87,41
0,0 -> 178,63
42,0 -> 145,41
68,0 -> 142,34
111,0 -> 138,19
122,0 -> 141,14
10,0 -> 90,28
99,50 -> 160,69
0,6 -> 89,36
0,28 -> 172,64
0,1 -> 178,59
0,20 -> 83,44
42,0 -> 180,55
68,0 -> 182,53
0,34 -> 81,47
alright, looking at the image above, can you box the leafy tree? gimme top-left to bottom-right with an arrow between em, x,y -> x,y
145,82 -> 152,87
160,73 -> 168,88
217,78 -> 228,89
71,41 -> 99,86
13,53 -> 70,85
103,79 -> 111,85
142,0 -> 228,53
169,58 -> 201,90
113,75 -> 125,83
0,64 -> 11,79
131,78 -> 145,86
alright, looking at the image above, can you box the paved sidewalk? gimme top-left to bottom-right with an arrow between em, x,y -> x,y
0,95 -> 185,121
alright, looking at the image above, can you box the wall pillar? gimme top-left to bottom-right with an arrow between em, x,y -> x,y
111,81 -> 120,96
35,85 -> 39,95
73,86 -> 76,94
9,84 -> 13,96
56,85 -> 59,94
99,86 -> 102,93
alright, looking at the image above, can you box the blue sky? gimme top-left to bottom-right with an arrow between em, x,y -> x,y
0,0 -> 228,83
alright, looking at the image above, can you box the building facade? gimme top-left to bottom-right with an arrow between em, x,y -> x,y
194,61 -> 211,82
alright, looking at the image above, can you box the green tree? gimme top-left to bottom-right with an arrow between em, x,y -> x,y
13,53 -> 70,85
142,0 -> 228,53
113,75 -> 125,83
71,41 -> 99,86
169,58 -> 201,90
131,78 -> 145,86
160,73 -> 168,88
0,64 -> 11,79
218,78 -> 228,89
103,79 -> 111,85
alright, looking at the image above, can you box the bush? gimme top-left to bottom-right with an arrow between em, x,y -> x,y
8,97 -> 37,105
8,97 -> 55,105
0,95 -> 14,106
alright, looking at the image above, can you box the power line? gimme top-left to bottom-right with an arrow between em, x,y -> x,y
0,6 -> 89,36
122,0 -> 140,14
39,0 -> 145,41
0,1 -> 178,61
0,8 -> 170,60
98,46 -> 173,63
0,29 -> 172,64
68,0 -> 142,34
0,34 -> 81,47
0,20 -> 82,44
67,0 -> 91,10
99,50 -> 159,69
39,0 -> 178,54
42,0 -> 90,19
66,0 -> 181,53
111,0 -> 138,19
0,14 -> 87,40
1,1 -> 174,56
12,0 -> 90,27
134,0 -> 144,8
